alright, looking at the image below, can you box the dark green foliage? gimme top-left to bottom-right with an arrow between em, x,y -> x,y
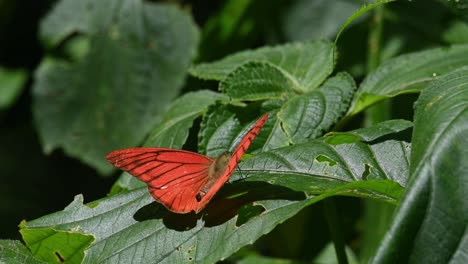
1,0 -> 466,263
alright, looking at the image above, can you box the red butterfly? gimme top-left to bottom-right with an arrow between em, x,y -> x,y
106,114 -> 268,214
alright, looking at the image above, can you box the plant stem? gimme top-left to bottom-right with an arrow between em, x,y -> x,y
324,198 -> 348,264
367,5 -> 384,72
365,5 -> 390,127
361,5 -> 395,263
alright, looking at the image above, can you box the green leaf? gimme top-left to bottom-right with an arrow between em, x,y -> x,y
335,0 -> 397,44
262,115 -> 290,151
22,122 -> 409,263
21,191 -> 311,263
220,61 -> 294,99
111,90 -> 228,193
237,254 -> 297,264
0,67 -> 28,110
238,137 -> 408,200
0,240 -> 46,264
190,40 -> 335,93
443,20 -> 468,44
349,44 -> 468,115
313,243 -> 359,264
198,105 -> 240,157
145,90 -> 229,148
325,119 -> 413,145
257,101 -> 290,151
372,66 -> 468,263
19,224 -> 94,264
33,1 -> 199,174
279,72 -> 356,143
198,106 -> 273,157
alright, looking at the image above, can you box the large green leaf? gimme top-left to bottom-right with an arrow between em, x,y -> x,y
33,0 -> 199,174
372,67 -> 468,263
21,120 -> 410,263
348,44 -> 468,115
238,138 -> 409,196
0,240 -> 46,264
190,40 -> 334,93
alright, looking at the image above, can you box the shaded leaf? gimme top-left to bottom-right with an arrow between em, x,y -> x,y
372,66 -> 468,263
0,68 -> 28,110
0,240 -> 46,264
33,1 -> 199,174
443,20 -> 468,44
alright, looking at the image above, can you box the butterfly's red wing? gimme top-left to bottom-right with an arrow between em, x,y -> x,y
194,113 -> 269,212
106,113 -> 269,214
106,148 -> 213,213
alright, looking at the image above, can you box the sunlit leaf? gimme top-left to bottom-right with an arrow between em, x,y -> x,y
22,122 -> 409,263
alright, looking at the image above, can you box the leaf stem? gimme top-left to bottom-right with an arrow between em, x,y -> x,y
324,198 -> 349,264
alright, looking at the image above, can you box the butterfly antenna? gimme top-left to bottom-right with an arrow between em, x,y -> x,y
234,163 -> 247,183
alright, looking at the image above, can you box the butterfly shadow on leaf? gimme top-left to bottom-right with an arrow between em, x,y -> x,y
133,181 -> 306,231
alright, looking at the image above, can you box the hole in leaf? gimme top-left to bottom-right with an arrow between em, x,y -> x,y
324,133 -> 360,145
85,201 -> 99,208
55,251 -> 65,263
362,164 -> 371,180
187,246 -> 195,254
236,203 -> 265,227
316,155 -> 337,166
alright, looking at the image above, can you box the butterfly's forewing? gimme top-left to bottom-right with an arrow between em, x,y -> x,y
194,113 -> 269,213
106,148 -> 213,213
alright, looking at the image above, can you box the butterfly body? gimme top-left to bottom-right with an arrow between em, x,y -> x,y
106,114 -> 268,214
